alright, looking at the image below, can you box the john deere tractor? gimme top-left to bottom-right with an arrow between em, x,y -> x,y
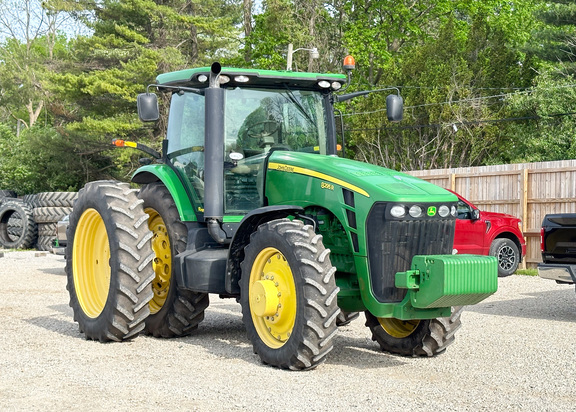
66,60 -> 498,370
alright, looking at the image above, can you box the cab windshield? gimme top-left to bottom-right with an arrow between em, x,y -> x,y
166,87 -> 329,214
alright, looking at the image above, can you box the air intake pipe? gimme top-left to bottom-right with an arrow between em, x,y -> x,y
203,62 -> 229,244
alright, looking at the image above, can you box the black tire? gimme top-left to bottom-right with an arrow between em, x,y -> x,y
138,182 -> 209,338
30,191 -> 78,208
36,235 -> 55,251
336,311 -> 360,327
240,219 -> 340,370
65,181 -> 155,342
0,200 -> 37,249
33,206 -> 73,223
38,222 -> 57,237
0,190 -> 17,200
365,306 -> 463,357
489,238 -> 520,277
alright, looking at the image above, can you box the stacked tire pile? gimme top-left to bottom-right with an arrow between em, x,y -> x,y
0,191 -> 77,251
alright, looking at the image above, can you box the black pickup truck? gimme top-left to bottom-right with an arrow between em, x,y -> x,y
538,214 -> 576,287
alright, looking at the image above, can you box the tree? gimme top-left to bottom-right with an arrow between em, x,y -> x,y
344,6 -> 538,170
0,0 -> 78,130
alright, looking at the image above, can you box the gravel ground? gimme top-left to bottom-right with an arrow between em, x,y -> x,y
1,250 -> 575,412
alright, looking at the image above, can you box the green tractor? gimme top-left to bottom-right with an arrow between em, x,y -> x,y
66,60 -> 498,370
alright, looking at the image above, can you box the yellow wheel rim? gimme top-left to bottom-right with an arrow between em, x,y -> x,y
146,208 -> 171,315
378,318 -> 420,338
249,247 -> 296,349
72,208 -> 111,318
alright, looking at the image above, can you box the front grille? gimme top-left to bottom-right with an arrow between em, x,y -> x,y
366,203 -> 456,303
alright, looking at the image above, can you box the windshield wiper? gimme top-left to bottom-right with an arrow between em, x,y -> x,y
282,84 -> 316,125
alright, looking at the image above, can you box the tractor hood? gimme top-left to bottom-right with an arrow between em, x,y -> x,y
266,151 -> 455,203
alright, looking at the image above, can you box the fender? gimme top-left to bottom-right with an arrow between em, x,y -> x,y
132,164 -> 198,222
225,205 -> 304,295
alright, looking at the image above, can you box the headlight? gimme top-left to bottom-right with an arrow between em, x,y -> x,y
409,205 -> 423,218
390,205 -> 406,218
451,205 -> 457,217
438,205 -> 450,218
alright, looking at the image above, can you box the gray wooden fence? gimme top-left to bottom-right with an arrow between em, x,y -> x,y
405,159 -> 576,268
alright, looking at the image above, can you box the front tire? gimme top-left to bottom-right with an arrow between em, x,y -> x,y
65,181 -> 156,341
138,182 -> 209,338
365,306 -> 463,357
490,238 -> 519,277
240,219 -> 340,370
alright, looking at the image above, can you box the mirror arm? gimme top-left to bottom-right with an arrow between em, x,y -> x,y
148,84 -> 205,96
336,87 -> 401,103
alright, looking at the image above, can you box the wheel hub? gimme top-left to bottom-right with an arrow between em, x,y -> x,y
250,279 -> 280,317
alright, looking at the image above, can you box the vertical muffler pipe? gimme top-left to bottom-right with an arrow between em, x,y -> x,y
204,62 -> 229,244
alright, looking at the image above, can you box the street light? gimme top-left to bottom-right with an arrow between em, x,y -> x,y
286,43 -> 319,71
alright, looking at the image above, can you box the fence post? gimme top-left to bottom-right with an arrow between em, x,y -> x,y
519,168 -> 529,269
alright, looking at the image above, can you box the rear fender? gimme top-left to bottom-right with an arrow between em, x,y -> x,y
132,164 -> 198,222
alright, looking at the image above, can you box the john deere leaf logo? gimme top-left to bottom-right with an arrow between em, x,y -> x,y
427,206 -> 437,216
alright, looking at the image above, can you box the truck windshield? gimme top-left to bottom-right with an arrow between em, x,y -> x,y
166,87 -> 328,215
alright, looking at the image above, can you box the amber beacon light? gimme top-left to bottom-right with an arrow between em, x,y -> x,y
343,55 -> 356,71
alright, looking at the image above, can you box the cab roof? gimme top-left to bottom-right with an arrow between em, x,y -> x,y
156,66 -> 347,91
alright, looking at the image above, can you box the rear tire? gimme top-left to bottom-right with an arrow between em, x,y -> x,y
490,238 -> 519,277
240,219 -> 340,370
65,181 -> 155,342
365,306 -> 463,357
138,182 -> 209,338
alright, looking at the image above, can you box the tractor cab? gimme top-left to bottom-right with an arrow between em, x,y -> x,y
159,70 -> 341,216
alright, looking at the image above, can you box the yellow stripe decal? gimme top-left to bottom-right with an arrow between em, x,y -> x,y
268,162 -> 370,197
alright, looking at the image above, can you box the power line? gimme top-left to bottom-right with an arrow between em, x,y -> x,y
338,83 -> 576,117
343,111 -> 576,133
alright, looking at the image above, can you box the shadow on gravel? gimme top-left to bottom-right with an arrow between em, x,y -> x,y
25,315 -> 81,338
325,334 -> 408,369
23,303 -> 79,338
39,267 -> 66,276
176,305 -> 406,370
465,288 -> 576,322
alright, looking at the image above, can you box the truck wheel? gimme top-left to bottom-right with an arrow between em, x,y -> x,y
138,183 -> 209,338
240,219 -> 340,370
65,181 -> 155,342
489,238 -> 519,277
365,306 -> 463,356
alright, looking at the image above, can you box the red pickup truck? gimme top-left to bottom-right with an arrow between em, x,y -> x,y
451,190 -> 526,277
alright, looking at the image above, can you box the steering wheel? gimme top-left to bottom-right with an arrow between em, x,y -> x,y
246,120 -> 279,138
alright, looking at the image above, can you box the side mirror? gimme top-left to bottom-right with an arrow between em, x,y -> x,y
137,93 -> 159,122
471,209 -> 480,221
386,94 -> 403,122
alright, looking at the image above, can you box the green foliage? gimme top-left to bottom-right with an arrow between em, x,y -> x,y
0,126 -> 113,193
498,71 -> 576,163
